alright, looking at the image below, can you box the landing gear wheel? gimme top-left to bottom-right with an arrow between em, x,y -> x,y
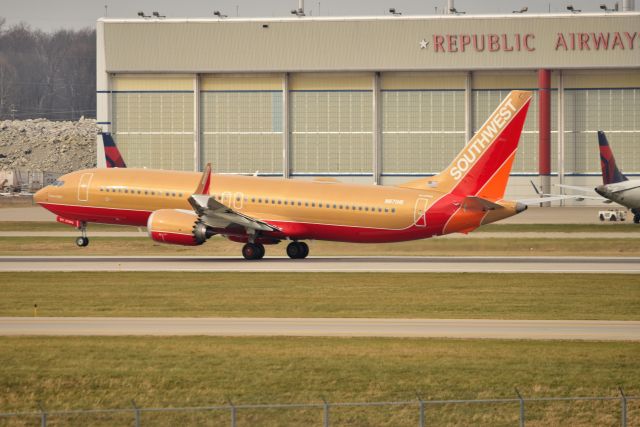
287,242 -> 309,259
634,214 -> 640,224
298,242 -> 309,259
242,243 -> 262,260
255,243 -> 265,259
75,236 -> 89,247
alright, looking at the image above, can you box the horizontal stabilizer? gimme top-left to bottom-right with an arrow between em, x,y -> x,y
462,196 -> 504,211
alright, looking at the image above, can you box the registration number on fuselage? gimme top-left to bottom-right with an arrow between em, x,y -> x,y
384,199 -> 405,205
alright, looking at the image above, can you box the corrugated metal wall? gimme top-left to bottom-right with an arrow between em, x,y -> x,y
290,73 -> 373,175
381,73 -> 465,174
109,70 -> 640,176
563,71 -> 640,174
111,74 -> 194,171
200,74 -> 283,174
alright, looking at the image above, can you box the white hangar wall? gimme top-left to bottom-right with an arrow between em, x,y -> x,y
96,13 -> 640,203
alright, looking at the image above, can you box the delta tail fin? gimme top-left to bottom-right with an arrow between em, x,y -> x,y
101,132 -> 127,168
398,90 -> 532,200
598,131 -> 627,185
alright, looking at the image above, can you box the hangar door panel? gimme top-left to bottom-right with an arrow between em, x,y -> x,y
290,73 -> 373,175
200,74 -> 283,174
381,73 -> 465,174
111,75 -> 194,171
563,85 -> 640,174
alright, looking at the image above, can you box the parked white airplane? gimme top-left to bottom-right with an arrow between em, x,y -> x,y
558,131 -> 640,224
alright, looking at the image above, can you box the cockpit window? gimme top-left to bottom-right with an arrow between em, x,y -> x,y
51,180 -> 65,187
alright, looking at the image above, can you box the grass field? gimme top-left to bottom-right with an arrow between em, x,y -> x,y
1,221 -> 639,233
0,337 -> 638,426
1,272 -> 638,320
1,236 -> 640,257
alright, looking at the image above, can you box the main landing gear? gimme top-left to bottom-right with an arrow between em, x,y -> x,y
242,242 -> 265,260
286,241 -> 309,259
75,222 -> 89,247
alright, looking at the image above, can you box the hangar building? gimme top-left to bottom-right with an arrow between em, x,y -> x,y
96,10 -> 640,202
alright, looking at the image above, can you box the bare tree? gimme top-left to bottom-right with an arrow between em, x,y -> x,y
0,18 -> 95,120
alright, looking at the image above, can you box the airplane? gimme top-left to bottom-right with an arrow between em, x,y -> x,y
34,90 -> 557,259
557,131 -> 640,224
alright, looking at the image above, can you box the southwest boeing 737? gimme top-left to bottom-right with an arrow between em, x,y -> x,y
34,90 -> 549,259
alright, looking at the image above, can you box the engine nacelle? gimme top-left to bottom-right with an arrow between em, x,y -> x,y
147,209 -> 213,246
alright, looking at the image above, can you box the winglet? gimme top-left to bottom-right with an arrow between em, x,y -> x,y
195,163 -> 212,195
101,132 -> 126,168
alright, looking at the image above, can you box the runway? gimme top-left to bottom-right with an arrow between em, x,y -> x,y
0,256 -> 638,273
1,317 -> 638,341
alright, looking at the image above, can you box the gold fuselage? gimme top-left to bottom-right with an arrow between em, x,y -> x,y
36,167 -> 519,243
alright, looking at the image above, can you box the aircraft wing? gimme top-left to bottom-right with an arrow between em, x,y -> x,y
188,163 -> 279,233
516,195 -> 590,206
188,194 -> 278,232
556,184 -> 594,194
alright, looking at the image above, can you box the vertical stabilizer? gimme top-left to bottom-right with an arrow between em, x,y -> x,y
101,132 -> 127,168
399,90 -> 532,200
598,131 -> 627,184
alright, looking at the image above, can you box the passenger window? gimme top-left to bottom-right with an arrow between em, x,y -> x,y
319,203 -> 323,208
297,201 -> 301,206
305,202 -> 309,207
284,201 -> 288,205
179,193 -> 183,197
258,198 -> 262,203
385,208 -> 389,213
252,197 -> 256,202
392,208 -> 396,213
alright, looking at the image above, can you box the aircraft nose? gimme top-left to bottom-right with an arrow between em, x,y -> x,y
33,187 -> 48,204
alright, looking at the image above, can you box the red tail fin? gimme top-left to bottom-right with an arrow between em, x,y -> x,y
399,90 -> 532,200
101,133 -> 127,168
598,131 -> 627,185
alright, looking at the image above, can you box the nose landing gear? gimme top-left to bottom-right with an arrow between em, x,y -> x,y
286,241 -> 309,259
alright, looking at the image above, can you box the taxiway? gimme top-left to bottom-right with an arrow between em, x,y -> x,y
1,317 -> 638,341
0,256 -> 638,273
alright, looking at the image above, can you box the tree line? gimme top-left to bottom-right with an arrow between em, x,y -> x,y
0,18 -> 95,121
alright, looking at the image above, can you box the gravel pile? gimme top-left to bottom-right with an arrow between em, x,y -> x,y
0,118 -> 99,173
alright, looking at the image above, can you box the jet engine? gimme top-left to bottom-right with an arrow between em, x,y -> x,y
147,209 -> 214,246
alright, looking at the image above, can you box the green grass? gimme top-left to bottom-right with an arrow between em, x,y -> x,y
1,221 -> 639,233
1,236 -> 640,256
1,272 -> 638,320
0,337 -> 638,426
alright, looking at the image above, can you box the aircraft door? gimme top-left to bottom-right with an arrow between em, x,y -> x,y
77,173 -> 93,202
221,191 -> 233,207
414,198 -> 429,227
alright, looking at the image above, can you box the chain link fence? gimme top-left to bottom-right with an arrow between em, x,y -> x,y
0,389 -> 637,426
